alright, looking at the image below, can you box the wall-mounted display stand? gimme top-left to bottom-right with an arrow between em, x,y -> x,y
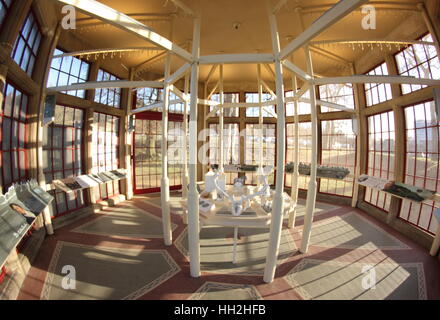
0,180 -> 54,270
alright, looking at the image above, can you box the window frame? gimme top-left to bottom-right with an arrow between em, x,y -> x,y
0,80 -> 30,191
399,99 -> 439,234
363,61 -> 393,107
394,32 -> 440,95
42,104 -> 87,218
364,110 -> 395,212
94,68 -> 122,108
92,111 -> 121,201
11,9 -> 43,76
47,47 -> 90,98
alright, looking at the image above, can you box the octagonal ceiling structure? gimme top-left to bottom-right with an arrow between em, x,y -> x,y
54,0 -> 428,91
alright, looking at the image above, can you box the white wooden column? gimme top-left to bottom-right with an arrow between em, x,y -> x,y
182,73 -> 190,199
300,46 -> 318,253
263,3 -> 286,284
161,52 -> 173,246
257,64 -> 264,189
288,74 -> 300,228
188,17 -> 201,278
219,64 -> 224,172
350,63 -> 361,208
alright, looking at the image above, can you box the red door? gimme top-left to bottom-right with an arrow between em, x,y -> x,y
133,111 -> 184,194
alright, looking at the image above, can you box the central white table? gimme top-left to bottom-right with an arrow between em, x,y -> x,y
180,186 -> 296,263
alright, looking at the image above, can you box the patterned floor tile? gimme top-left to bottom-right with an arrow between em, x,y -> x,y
189,282 -> 263,300
284,258 -> 426,300
41,241 -> 180,300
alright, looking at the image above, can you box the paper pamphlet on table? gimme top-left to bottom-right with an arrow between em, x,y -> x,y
75,175 -> 100,188
0,182 -> 53,268
357,174 -> 435,203
13,180 -> 53,215
53,178 -> 83,193
110,169 -> 127,179
102,171 -> 120,180
52,169 -> 128,193
97,172 -> 113,182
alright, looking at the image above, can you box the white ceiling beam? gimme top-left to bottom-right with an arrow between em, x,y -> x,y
199,54 -> 274,65
205,64 -> 218,84
170,85 -> 189,102
207,80 -> 220,99
131,99 -> 182,114
165,63 -> 191,84
282,59 -> 313,82
56,0 -> 193,62
279,0 -> 369,59
260,80 -> 277,98
262,106 -> 278,118
297,98 -> 356,113
314,75 -> 440,86
291,84 -> 310,100
47,80 -> 164,92
198,99 -> 220,106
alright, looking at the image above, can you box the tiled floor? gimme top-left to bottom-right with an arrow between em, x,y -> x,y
17,193 -> 440,300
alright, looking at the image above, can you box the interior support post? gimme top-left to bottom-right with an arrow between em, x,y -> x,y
122,68 -> 134,200
160,51 -> 172,246
188,17 -> 201,278
219,64 -> 224,172
257,64 -> 264,189
350,63 -> 362,208
182,73 -> 190,200
288,73 -> 300,228
263,2 -> 286,284
300,46 -> 318,254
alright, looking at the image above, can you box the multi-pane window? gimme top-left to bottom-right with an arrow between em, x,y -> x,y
47,49 -> 90,98
400,101 -> 439,234
42,105 -> 86,217
208,123 -> 240,184
395,34 -> 440,94
92,113 -> 120,200
365,111 -> 395,211
286,90 -> 311,116
320,119 -> 356,197
134,119 -> 162,191
286,122 -> 311,190
0,83 -> 28,191
94,69 -> 121,108
136,87 -> 162,109
319,84 -> 355,112
209,93 -> 239,117
0,0 -> 11,27
12,11 -> 42,76
245,93 -> 275,117
135,87 -> 185,113
365,62 -> 392,107
244,124 -> 275,185
168,91 -> 186,114
168,121 -> 184,186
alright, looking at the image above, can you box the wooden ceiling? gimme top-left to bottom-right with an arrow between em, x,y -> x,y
54,0 -> 432,90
